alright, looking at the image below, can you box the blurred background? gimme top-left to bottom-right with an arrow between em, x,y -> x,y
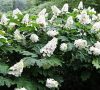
0,0 -> 100,14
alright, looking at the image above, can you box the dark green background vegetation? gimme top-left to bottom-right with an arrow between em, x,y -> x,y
0,0 -> 100,13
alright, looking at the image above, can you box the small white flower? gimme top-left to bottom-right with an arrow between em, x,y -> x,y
90,46 -> 100,55
14,29 -> 25,42
13,8 -> 22,19
92,14 -> 97,21
14,87 -> 27,90
0,14 -> 9,25
51,5 -> 61,16
8,60 -> 24,77
46,78 -> 59,88
94,41 -> 100,49
38,8 -> 48,17
87,7 -> 96,14
60,43 -> 67,52
78,1 -> 83,10
9,22 -> 16,28
30,34 -> 39,43
47,30 -> 59,37
92,22 -> 100,31
74,39 -> 87,49
77,13 -> 91,24
21,14 -> 30,25
65,16 -> 74,29
40,37 -> 58,57
36,15 -> 47,27
97,14 -> 100,20
61,3 -> 69,13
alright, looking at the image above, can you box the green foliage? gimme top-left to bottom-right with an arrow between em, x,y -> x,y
92,58 -> 100,69
0,62 -> 9,75
0,76 -> 14,87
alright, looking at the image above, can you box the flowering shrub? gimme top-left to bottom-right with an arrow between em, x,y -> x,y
0,1 -> 100,90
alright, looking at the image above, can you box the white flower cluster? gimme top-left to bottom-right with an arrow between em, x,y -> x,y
8,22 -> 16,28
97,14 -> 100,20
49,4 -> 68,23
90,41 -> 100,55
36,8 -> 48,27
92,21 -> 100,32
0,14 -> 9,25
8,60 -> 24,77
60,43 -> 67,52
46,78 -> 59,88
51,3 -> 69,16
21,14 -> 30,25
61,3 -> 69,13
40,37 -> 58,57
14,87 -> 27,90
77,12 -> 91,24
47,30 -> 59,37
38,8 -> 48,17
87,7 -> 96,14
92,14 -> 97,21
14,29 -> 25,42
13,8 -> 22,19
51,5 -> 61,16
30,34 -> 39,43
65,16 -> 74,29
74,39 -> 87,49
78,1 -> 83,10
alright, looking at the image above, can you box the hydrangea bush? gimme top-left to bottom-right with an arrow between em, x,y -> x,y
0,1 -> 100,90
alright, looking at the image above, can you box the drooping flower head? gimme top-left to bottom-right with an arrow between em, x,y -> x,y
0,14 -> 9,25
36,15 -> 48,27
8,60 -> 24,77
92,21 -> 100,32
78,1 -> 83,10
47,30 -> 59,37
65,16 -> 74,29
40,37 -> 58,57
14,29 -> 25,42
60,43 -> 68,52
51,5 -> 61,16
21,14 -> 30,25
61,3 -> 69,13
13,8 -> 22,19
74,39 -> 87,49
30,34 -> 39,43
77,13 -> 91,24
38,8 -> 48,17
46,78 -> 59,88
90,46 -> 100,56
14,87 -> 27,90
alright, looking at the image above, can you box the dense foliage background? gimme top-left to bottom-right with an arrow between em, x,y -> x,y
0,0 -> 100,13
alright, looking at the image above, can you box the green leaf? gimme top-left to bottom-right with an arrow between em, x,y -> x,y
0,62 -> 9,75
58,36 -> 68,41
92,59 -> 100,69
0,76 -> 14,87
15,77 -> 37,90
36,57 -> 62,69
21,51 -> 38,57
23,57 -> 37,67
81,72 -> 91,81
